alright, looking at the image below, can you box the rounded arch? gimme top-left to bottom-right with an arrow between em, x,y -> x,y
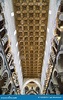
56,51 -> 63,72
21,79 -> 42,94
56,51 -> 63,64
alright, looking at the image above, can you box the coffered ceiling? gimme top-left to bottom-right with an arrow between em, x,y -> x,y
12,0 -> 50,78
